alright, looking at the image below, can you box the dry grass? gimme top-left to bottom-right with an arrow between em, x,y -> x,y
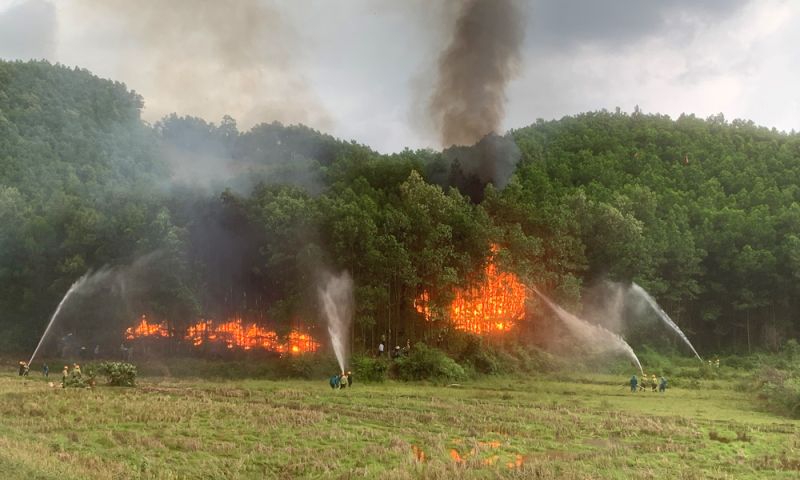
0,370 -> 798,479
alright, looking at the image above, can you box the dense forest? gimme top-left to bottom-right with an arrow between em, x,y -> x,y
2,60 -> 800,356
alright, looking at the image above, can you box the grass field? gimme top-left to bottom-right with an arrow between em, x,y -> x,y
0,369 -> 798,479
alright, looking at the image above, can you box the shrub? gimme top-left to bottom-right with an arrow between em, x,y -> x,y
275,354 -> 340,379
746,367 -> 800,418
391,343 -> 467,382
783,339 -> 800,361
97,362 -> 137,387
637,345 -> 673,372
512,346 -> 564,373
463,345 -> 502,374
722,354 -> 758,371
350,355 -> 388,383
282,356 -> 314,379
681,362 -> 717,380
62,371 -> 94,388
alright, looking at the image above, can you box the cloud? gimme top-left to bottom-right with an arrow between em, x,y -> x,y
504,0 -> 800,135
527,0 -> 751,50
0,0 -> 56,60
4,0 -> 800,154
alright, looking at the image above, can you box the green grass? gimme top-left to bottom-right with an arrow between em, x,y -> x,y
1,370 -> 798,479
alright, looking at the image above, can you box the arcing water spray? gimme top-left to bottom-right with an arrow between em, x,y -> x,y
318,271 -> 354,373
630,283 -> 702,362
529,286 -> 643,374
28,273 -> 90,366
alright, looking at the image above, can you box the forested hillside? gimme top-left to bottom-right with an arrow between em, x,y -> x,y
2,60 -> 799,355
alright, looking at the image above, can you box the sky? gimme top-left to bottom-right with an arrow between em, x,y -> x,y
0,0 -> 798,153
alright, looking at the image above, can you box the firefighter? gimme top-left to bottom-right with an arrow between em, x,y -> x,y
339,372 -> 348,389
72,363 -> 82,378
61,365 -> 69,387
346,371 -> 353,387
42,363 -> 49,377
651,374 -> 658,392
639,373 -> 647,392
659,376 -> 668,393
630,374 -> 638,392
18,361 -> 26,376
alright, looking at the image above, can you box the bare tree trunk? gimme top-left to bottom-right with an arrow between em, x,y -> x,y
746,310 -> 751,355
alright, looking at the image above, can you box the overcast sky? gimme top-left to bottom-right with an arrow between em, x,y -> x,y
1,0 -> 798,153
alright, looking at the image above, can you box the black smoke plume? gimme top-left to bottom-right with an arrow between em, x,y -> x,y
428,0 -> 524,148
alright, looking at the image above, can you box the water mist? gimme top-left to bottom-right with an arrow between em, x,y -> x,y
529,286 -> 643,374
28,273 -> 90,366
630,282 -> 702,361
318,271 -> 354,373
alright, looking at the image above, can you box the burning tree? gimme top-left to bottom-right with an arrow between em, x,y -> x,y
416,245 -> 527,335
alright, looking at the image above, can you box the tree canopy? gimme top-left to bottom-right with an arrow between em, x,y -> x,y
1,60 -> 799,355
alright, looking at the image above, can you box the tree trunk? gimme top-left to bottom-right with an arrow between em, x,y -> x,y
746,310 -> 751,355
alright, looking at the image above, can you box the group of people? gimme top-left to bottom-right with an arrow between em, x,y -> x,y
630,373 -> 667,393
61,363 -> 82,387
378,338 -> 412,360
18,361 -> 50,377
329,371 -> 353,390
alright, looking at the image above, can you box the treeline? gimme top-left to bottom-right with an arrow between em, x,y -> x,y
1,60 -> 799,355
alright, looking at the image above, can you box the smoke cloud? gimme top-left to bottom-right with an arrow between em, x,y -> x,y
428,0 -> 524,148
71,0 -> 332,130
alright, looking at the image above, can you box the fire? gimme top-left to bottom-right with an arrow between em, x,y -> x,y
413,291 -> 431,319
125,316 -> 319,354
411,445 -> 426,462
125,315 -> 170,340
416,245 -> 526,335
286,331 -> 319,355
449,449 -> 464,463
185,317 -> 282,351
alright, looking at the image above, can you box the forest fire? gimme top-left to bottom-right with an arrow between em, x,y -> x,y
415,246 -> 527,335
124,315 -> 320,354
125,315 -> 170,340
185,318 -> 281,351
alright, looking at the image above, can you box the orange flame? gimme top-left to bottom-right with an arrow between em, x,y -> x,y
507,454 -> 524,469
411,445 -> 426,462
125,316 -> 319,354
125,315 -> 170,340
416,245 -> 526,335
286,331 -> 320,355
185,317 -> 283,351
449,449 -> 464,463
